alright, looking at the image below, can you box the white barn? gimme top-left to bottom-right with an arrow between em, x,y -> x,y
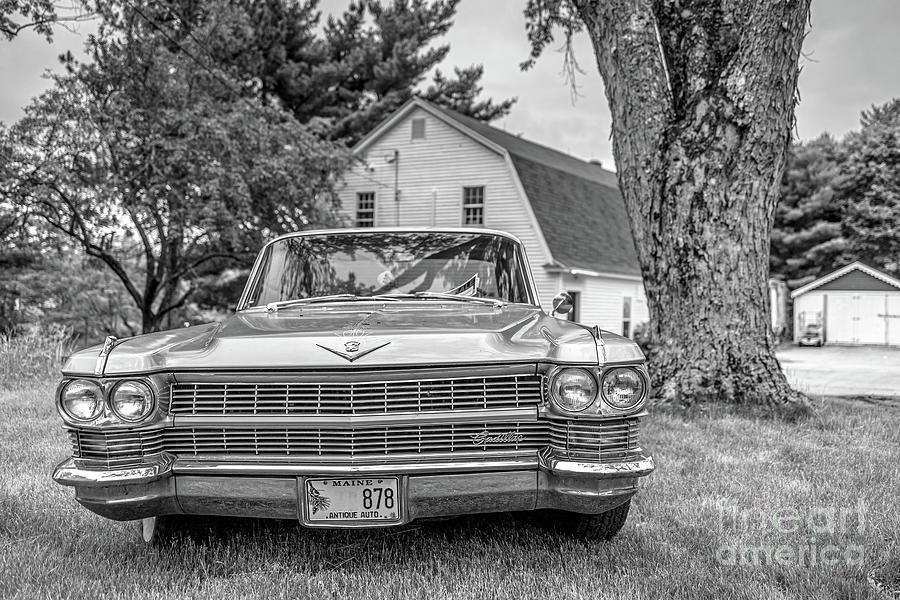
336,98 -> 648,337
790,261 -> 900,346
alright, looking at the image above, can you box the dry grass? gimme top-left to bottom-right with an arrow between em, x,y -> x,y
0,356 -> 897,599
0,325 -> 75,388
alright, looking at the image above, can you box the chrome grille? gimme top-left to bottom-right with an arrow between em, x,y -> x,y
548,418 -> 640,461
169,373 -> 543,416
163,422 -> 549,458
66,417 -> 644,465
68,428 -> 164,468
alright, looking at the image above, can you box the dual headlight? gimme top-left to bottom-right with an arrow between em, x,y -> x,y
59,379 -> 155,423
548,367 -> 646,413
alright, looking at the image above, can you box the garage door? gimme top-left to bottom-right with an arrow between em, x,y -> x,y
857,295 -> 887,344
826,295 -> 856,343
826,293 -> 889,345
888,295 -> 900,346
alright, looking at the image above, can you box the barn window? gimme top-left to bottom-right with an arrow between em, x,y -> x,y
622,296 -> 632,337
462,186 -> 485,225
411,118 -> 426,139
356,192 -> 375,227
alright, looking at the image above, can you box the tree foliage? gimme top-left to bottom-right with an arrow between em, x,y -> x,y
150,0 -> 515,145
0,0 -> 91,41
0,249 -> 141,341
2,1 -> 351,333
3,0 -> 515,336
836,99 -> 900,278
770,135 -> 846,288
771,98 -> 900,287
1,0 -> 58,39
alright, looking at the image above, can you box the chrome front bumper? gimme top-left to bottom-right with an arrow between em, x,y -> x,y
53,451 -> 655,524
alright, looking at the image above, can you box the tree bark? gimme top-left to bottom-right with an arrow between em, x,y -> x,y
572,0 -> 810,405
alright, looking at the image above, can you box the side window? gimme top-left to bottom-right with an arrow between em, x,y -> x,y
411,118 -> 426,140
356,192 -> 375,227
462,186 -> 485,225
566,291 -> 580,322
622,296 -> 632,337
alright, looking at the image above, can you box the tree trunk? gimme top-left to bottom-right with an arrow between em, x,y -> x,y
573,0 -> 810,405
141,307 -> 158,335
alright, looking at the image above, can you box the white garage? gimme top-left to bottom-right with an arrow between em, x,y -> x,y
791,262 -> 900,346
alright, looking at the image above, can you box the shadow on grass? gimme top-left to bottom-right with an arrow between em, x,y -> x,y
116,509 -> 729,583
111,511 -> 697,579
152,512 -> 562,558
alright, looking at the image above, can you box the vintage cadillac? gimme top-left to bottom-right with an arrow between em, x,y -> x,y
52,228 -> 654,543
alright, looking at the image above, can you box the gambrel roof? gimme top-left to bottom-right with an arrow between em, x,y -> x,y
354,98 -> 642,279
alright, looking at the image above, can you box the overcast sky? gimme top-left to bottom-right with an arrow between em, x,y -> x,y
2,0 -> 898,168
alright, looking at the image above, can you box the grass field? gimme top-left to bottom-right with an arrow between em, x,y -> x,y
1,376 -> 898,599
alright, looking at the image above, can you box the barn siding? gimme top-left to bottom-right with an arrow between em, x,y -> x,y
337,105 -> 649,321
338,107 -> 556,309
555,273 -> 648,335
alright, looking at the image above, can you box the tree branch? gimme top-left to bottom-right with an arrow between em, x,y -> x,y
155,284 -> 195,320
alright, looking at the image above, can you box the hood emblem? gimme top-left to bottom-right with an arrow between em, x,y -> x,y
317,319 -> 390,362
316,340 -> 391,362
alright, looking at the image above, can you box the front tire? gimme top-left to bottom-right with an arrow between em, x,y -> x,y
532,500 -> 632,540
139,515 -> 183,546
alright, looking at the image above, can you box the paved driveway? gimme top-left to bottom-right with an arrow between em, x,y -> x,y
777,345 -> 900,397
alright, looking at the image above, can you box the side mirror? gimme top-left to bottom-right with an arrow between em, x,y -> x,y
552,292 -> 574,316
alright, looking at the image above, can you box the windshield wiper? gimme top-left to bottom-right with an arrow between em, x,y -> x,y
380,291 -> 504,307
264,294 -> 401,312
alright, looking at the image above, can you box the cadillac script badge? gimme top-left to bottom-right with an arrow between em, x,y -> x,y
470,431 -> 525,447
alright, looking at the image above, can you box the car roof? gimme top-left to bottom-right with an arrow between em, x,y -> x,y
264,227 -> 526,249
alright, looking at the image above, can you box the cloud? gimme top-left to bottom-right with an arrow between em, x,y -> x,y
3,0 -> 898,163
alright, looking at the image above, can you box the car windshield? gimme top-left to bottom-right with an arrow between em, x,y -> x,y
241,231 -> 533,309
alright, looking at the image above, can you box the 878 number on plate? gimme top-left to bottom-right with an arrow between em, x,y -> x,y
362,487 -> 394,510
305,477 -> 401,522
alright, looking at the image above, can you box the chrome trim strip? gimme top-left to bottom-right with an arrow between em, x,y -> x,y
173,455 -> 539,476
172,363 -> 539,384
173,408 -> 539,428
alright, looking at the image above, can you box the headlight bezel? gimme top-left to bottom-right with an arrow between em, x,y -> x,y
109,379 -> 156,422
547,367 -> 600,413
600,366 -> 648,412
58,378 -> 105,423
57,377 -> 160,426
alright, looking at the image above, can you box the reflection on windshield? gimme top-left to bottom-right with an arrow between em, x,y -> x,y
243,232 -> 532,308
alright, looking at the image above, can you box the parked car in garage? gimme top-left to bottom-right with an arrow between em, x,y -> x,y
798,324 -> 824,347
52,228 -> 655,544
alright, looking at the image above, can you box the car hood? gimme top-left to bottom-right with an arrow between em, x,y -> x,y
62,303 -> 635,375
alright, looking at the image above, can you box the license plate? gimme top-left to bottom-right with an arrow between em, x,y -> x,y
305,477 -> 400,523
